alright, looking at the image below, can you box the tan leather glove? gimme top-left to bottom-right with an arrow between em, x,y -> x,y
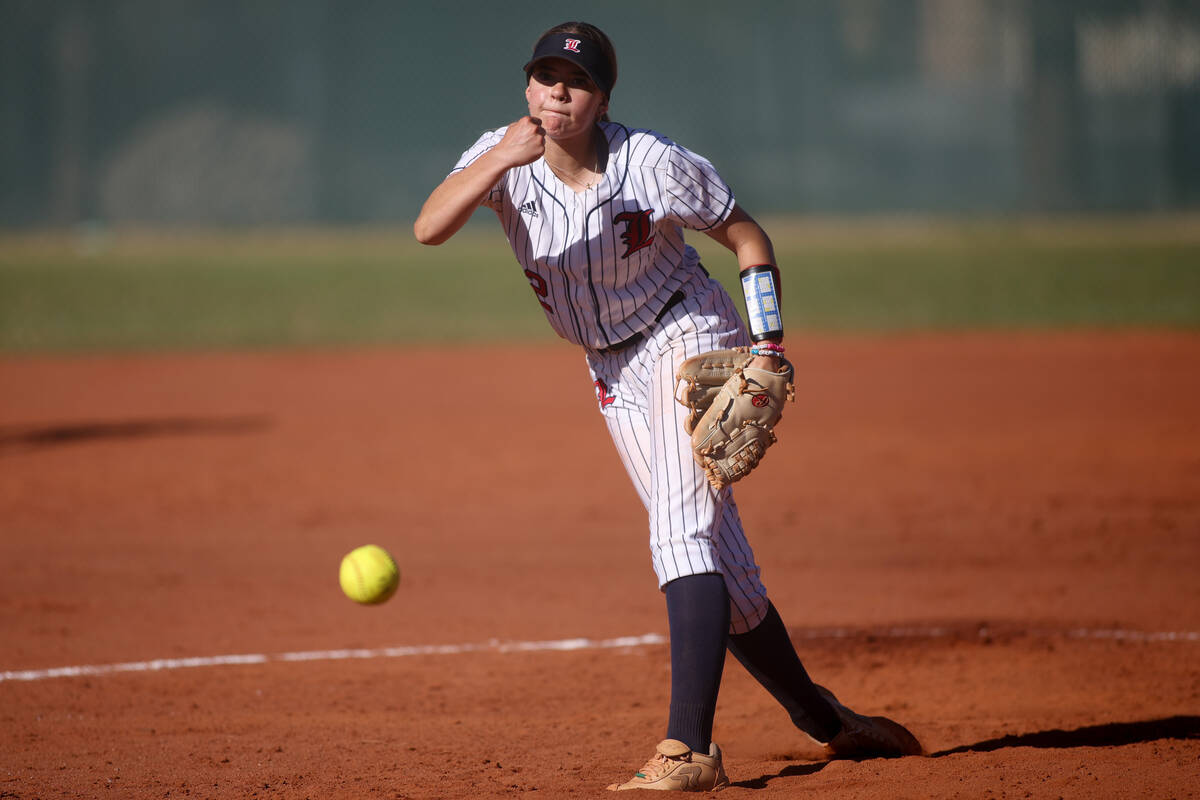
675,347 -> 795,490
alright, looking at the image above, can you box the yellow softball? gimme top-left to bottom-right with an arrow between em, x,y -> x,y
338,544 -> 400,605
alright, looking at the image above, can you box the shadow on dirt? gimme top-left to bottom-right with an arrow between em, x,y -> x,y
931,715 -> 1200,756
733,716 -> 1200,789
0,415 -> 270,454
731,761 -> 828,789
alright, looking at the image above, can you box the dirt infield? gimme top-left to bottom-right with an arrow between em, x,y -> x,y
2,332 -> 1198,798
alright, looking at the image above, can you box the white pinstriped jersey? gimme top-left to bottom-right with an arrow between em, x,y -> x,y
449,120 -> 771,633
451,121 -> 736,350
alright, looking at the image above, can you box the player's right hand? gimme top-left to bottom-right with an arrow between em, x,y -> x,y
494,116 -> 546,168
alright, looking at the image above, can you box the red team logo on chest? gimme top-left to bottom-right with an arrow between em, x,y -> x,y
614,208 -> 656,258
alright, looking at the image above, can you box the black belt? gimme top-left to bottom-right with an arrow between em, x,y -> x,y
598,290 -> 687,353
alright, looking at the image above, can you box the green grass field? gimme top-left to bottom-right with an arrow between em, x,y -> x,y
1,216 -> 1198,353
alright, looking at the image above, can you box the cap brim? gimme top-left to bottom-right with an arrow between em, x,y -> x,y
522,33 -> 613,97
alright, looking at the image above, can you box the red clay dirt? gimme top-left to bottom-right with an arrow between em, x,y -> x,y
1,332 -> 1198,799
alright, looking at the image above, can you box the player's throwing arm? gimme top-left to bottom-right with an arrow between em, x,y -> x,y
413,117 -> 547,245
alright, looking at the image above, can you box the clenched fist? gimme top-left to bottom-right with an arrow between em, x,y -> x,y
494,116 -> 546,169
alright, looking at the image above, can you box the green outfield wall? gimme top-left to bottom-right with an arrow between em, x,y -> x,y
2,0 -> 1199,227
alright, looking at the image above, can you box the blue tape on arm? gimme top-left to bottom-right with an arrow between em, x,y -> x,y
740,265 -> 783,341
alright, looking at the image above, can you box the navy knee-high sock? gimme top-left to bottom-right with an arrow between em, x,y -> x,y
664,573 -> 730,753
726,603 -> 842,742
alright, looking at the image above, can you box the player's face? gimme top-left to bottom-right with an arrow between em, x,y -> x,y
525,58 -> 608,140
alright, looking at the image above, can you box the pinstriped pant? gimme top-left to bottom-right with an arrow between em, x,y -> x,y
585,273 -> 771,635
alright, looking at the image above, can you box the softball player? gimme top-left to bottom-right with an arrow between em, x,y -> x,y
415,21 -> 922,791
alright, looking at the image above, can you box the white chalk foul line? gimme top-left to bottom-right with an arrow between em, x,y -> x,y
3,626 -> 1197,684
0,633 -> 668,684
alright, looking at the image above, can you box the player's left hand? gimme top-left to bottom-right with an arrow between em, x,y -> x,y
675,348 -> 795,491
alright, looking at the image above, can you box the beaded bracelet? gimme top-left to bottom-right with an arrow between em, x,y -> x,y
750,345 -> 785,358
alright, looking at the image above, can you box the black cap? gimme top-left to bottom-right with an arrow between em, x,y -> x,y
523,32 -> 614,97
